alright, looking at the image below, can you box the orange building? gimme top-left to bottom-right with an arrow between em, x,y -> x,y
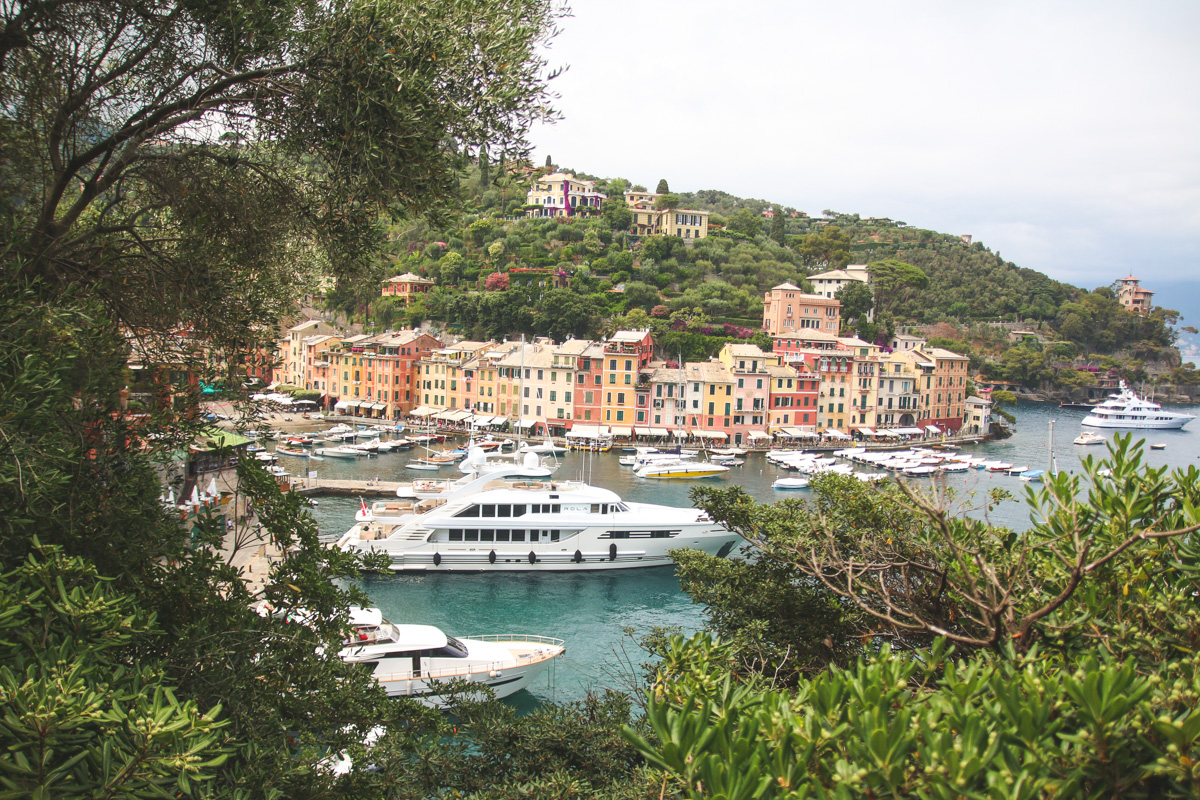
761,283 -> 841,335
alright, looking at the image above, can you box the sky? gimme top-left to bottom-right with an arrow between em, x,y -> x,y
528,0 -> 1199,292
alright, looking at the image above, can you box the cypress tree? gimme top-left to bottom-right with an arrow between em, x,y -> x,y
545,154 -> 553,167
771,205 -> 785,245
655,178 -> 669,194
479,145 -> 490,187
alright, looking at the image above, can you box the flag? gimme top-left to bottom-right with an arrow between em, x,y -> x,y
360,498 -> 368,515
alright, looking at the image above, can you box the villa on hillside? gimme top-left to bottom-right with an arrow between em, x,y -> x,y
524,172 -> 606,218
623,191 -> 710,239
1116,275 -> 1154,315
381,272 -> 434,301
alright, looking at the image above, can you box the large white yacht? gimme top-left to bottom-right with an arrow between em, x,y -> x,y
1081,382 -> 1194,430
337,467 -> 740,571
340,607 -> 563,706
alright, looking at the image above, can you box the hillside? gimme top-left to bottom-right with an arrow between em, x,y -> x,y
325,163 -> 1196,391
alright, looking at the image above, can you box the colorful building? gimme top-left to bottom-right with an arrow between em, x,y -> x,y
761,284 -> 841,336
381,272 -> 435,301
525,172 -> 606,218
1116,275 -> 1154,315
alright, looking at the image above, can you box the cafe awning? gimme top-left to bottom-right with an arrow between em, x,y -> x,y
409,406 -> 435,417
746,430 -> 771,440
925,425 -> 942,434
858,427 -> 877,436
567,424 -> 603,438
609,426 -> 633,437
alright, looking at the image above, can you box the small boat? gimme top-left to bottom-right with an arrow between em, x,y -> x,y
1073,431 -> 1106,446
1150,443 -> 1166,450
315,447 -> 359,459
710,447 -> 747,456
276,445 -> 309,457
772,477 -> 810,490
1019,469 -> 1045,482
1007,465 -> 1030,476
406,461 -> 442,471
518,438 -> 567,455
617,455 -> 636,466
986,462 -> 1014,472
711,458 -> 744,467
339,608 -> 564,707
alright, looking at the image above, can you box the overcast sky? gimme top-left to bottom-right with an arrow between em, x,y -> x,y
528,0 -> 1199,291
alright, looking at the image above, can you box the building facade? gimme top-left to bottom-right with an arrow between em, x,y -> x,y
761,283 -> 841,335
525,172 -> 606,218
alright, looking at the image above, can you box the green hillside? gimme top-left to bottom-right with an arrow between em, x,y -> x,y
329,164 -> 1194,389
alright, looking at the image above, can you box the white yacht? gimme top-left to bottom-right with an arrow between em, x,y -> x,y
337,468 -> 740,571
1073,431 -> 1107,446
340,607 -> 564,706
1081,382 -> 1194,430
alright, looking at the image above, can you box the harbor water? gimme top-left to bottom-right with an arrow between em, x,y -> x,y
300,402 -> 1197,705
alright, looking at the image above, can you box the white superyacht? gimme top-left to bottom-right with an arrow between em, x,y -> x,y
337,450 -> 740,571
1081,381 -> 1194,430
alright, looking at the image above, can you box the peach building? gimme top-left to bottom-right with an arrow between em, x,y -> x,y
381,272 -> 434,301
761,283 -> 841,335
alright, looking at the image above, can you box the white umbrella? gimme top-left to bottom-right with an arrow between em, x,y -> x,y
190,485 -> 201,506
206,478 -> 219,500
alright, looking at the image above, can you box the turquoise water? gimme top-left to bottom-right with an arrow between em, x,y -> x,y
303,402 -> 1198,704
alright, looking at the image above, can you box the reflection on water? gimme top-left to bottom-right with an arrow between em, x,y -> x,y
306,402 -> 1197,703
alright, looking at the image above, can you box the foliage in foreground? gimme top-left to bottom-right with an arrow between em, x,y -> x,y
631,441 -> 1200,798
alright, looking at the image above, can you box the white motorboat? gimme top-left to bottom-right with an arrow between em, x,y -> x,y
337,467 -> 741,571
1073,431 -> 1106,446
340,607 -> 564,707
1081,381 -> 1194,430
710,447 -> 747,456
316,446 -> 359,459
518,438 -> 566,455
634,459 -> 730,479
772,477 -> 810,490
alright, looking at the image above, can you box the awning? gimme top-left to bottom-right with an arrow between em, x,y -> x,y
649,427 -> 670,437
925,425 -> 942,434
409,406 -> 435,417
515,418 -> 537,429
634,427 -> 651,436
567,424 -> 602,438
694,430 -> 728,440
450,410 -> 472,421
891,427 -> 924,435
433,410 -> 457,421
858,427 -> 877,436
610,426 -> 633,437
780,426 -> 817,438
824,428 -> 851,439
334,400 -> 352,411
673,429 -> 690,438
874,428 -> 900,436
746,430 -> 771,440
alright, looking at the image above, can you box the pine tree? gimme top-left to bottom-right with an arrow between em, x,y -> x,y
656,178 -> 669,194
770,205 -> 785,245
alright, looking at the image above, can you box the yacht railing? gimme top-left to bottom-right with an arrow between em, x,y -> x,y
462,634 -> 565,647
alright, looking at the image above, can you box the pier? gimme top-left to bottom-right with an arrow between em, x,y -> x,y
292,477 -> 405,497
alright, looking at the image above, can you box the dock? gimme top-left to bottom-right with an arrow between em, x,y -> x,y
292,478 -> 404,497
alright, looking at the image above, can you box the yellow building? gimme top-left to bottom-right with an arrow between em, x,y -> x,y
623,191 -> 709,239
525,172 -> 606,218
599,330 -> 654,427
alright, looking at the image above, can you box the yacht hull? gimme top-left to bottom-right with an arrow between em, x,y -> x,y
1081,415 -> 1191,430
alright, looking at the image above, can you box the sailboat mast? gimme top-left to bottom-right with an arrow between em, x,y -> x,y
1048,418 -> 1055,474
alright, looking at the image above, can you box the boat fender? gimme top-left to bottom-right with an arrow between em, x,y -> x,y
574,549 -> 582,563
433,552 -> 441,567
489,550 -> 496,564
528,551 -> 536,564
489,670 -> 502,678
609,543 -> 617,561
